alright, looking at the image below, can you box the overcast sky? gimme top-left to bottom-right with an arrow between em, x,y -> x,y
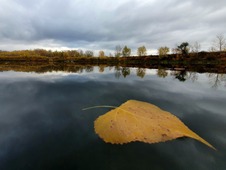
0,0 -> 226,55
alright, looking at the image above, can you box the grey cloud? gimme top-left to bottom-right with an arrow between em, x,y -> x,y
0,0 -> 226,52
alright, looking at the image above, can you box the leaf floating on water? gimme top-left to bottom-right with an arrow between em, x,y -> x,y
93,100 -> 216,150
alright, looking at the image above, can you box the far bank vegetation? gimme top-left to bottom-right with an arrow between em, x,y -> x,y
0,34 -> 226,65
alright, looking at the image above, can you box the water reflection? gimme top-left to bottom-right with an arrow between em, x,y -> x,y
187,72 -> 198,82
1,65 -> 225,89
171,70 -> 187,82
0,67 -> 226,170
207,73 -> 226,88
157,69 -> 168,78
136,68 -> 146,78
110,66 -> 226,88
101,66 -> 226,88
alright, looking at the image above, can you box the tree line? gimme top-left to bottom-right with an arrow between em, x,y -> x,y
0,34 -> 225,60
115,34 -> 226,58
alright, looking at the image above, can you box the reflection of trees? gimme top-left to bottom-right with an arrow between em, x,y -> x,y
114,66 -> 122,79
136,68 -> 146,78
122,67 -> 130,78
85,66 -> 94,72
207,73 -> 226,88
157,69 -> 168,78
9,62 -> 226,88
114,66 -> 131,78
98,65 -> 105,73
170,70 -> 198,83
73,66 -> 84,73
108,66 -> 113,71
187,72 -> 198,82
171,70 -> 187,82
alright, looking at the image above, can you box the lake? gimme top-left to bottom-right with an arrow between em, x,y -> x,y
0,66 -> 226,170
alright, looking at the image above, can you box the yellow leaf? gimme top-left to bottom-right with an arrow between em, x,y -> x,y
94,100 -> 216,150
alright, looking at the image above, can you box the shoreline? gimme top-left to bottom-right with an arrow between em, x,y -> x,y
0,51 -> 226,73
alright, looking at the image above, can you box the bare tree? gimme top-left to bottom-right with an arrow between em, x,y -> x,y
208,47 -> 216,52
171,48 -> 180,54
212,34 -> 226,51
115,45 -> 122,57
84,50 -> 94,57
109,53 -> 113,57
190,41 -> 201,53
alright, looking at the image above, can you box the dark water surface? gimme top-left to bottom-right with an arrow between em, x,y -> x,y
0,67 -> 226,170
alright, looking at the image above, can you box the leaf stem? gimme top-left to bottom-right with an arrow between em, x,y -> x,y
82,105 -> 117,111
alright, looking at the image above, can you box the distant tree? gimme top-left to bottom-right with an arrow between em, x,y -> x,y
122,46 -> 131,57
171,48 -> 180,54
69,50 -> 80,57
212,34 -> 226,51
137,46 -> 147,56
115,45 -> 122,57
158,46 -> 170,58
99,50 -> 105,58
109,53 -> 113,57
84,50 -> 94,57
177,42 -> 189,55
63,51 -> 70,58
78,49 -> 84,57
208,47 -> 216,52
190,41 -> 201,53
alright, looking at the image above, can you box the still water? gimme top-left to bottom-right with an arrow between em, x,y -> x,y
0,66 -> 226,170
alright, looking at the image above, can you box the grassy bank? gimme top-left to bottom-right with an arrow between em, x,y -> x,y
0,50 -> 226,73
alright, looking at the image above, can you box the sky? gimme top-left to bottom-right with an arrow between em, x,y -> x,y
0,0 -> 226,55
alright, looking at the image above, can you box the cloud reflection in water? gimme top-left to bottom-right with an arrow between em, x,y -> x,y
0,68 -> 226,170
